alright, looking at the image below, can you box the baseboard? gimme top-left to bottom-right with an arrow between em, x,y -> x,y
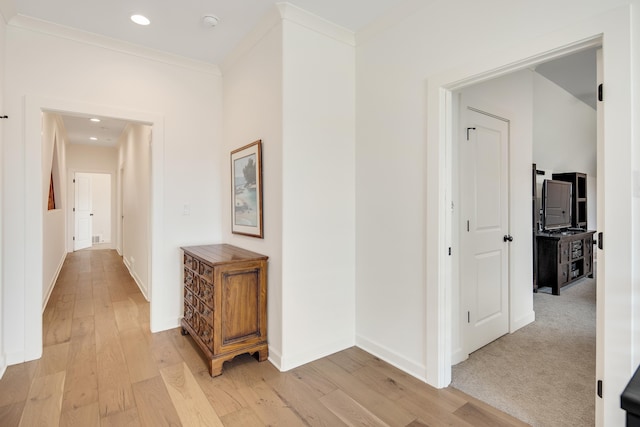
123,257 -> 149,301
355,334 -> 427,383
6,349 -> 25,365
42,252 -> 67,312
268,347 -> 283,372
511,309 -> 536,333
279,336 -> 354,372
451,347 -> 467,365
150,316 -> 181,333
0,353 -> 6,379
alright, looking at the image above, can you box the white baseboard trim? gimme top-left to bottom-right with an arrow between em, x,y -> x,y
355,334 -> 427,383
42,252 -> 67,312
451,347 -> 467,365
150,317 -> 182,333
268,347 -> 282,372
279,337 -> 354,372
0,353 -> 6,379
6,350 -> 25,366
511,309 -> 536,333
123,257 -> 149,301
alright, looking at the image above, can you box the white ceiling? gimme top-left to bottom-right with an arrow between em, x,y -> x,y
9,0 -> 407,146
11,0 -> 406,64
8,1 -> 596,146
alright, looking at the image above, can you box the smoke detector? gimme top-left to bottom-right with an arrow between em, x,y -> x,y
202,15 -> 220,28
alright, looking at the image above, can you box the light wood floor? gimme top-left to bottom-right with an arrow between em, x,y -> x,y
0,250 -> 530,426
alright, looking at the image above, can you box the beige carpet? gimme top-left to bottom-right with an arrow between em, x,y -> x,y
451,278 -> 596,426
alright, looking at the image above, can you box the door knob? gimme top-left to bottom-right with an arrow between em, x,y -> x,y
503,235 -> 513,242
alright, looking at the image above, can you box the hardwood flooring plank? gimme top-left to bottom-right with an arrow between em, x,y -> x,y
396,394 -> 475,427
267,370 -> 347,427
62,333 -> 98,412
120,328 -> 160,384
289,364 -> 339,396
453,401 -> 528,427
308,358 -> 416,426
36,342 -> 70,378
326,347 -> 370,373
113,299 -> 140,333
447,389 -> 530,427
70,315 -> 95,338
0,401 -> 26,427
131,376 -> 182,427
72,297 -> 94,319
237,381 -> 306,426
99,407 -> 141,427
148,330 -> 184,370
59,401 -> 100,427
319,389 -> 390,427
194,368 -> 249,417
219,407 -> 265,427
94,318 -> 135,417
160,362 -> 224,427
0,362 -> 38,406
19,371 -> 66,427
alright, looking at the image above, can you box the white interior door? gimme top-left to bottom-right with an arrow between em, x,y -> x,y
74,172 -> 93,251
461,108 -> 510,354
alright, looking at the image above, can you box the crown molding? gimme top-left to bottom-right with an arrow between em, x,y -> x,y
220,5 -> 282,73
8,14 -> 221,76
0,0 -> 16,24
221,2 -> 356,73
277,2 -> 354,46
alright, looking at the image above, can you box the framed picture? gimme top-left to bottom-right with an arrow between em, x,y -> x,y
231,140 -> 263,238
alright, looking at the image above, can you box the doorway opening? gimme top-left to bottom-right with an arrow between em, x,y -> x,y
24,97 -> 164,364
73,172 -> 113,251
449,46 -> 599,425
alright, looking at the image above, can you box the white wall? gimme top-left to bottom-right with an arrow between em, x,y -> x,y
42,113 -> 67,308
356,1 -> 635,425
65,144 -> 118,250
222,4 -> 356,370
119,124 -> 151,298
2,17 -> 223,364
451,69 -> 535,363
222,9 -> 284,365
279,10 -> 356,369
533,72 -> 597,230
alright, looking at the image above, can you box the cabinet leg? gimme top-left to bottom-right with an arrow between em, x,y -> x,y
256,347 -> 269,362
181,327 -> 189,336
209,360 -> 224,377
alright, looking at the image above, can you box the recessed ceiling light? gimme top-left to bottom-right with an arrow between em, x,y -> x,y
131,14 -> 150,26
90,137 -> 98,141
90,118 -> 101,122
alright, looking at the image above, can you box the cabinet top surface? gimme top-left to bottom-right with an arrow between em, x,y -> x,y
536,230 -> 596,240
181,244 -> 268,264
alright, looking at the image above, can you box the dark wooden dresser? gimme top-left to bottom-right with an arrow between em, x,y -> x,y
536,230 -> 595,295
181,244 -> 268,376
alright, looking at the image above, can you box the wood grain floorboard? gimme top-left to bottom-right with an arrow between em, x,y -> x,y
0,250 -> 530,426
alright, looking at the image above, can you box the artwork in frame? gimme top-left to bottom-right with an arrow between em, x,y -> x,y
231,140 -> 263,238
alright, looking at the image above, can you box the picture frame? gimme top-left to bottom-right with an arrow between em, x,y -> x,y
231,140 -> 263,238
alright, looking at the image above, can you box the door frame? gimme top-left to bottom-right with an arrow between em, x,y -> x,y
425,17 -> 633,423
67,169 -> 116,253
24,96 -> 164,362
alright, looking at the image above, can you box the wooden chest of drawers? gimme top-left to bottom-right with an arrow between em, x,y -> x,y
180,244 -> 268,376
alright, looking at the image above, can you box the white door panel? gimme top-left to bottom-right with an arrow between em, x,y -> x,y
74,173 -> 92,251
461,108 -> 510,354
